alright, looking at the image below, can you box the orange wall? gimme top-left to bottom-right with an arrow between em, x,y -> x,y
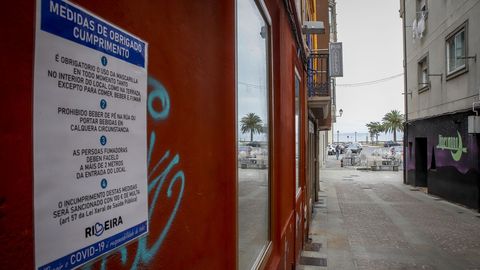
316,0 -> 330,49
264,0 -> 307,268
0,1 -> 306,269
1,1 -> 236,269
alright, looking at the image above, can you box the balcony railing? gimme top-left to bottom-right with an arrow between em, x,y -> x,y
307,52 -> 330,97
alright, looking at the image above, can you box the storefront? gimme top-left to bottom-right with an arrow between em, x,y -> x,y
407,111 -> 480,209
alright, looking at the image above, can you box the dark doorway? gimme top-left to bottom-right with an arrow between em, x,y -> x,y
430,146 -> 436,170
415,137 -> 428,187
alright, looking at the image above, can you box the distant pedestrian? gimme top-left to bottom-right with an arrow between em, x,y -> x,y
335,144 -> 341,160
390,147 -> 396,157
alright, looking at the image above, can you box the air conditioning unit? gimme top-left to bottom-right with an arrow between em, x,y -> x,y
302,21 -> 325,35
468,115 -> 480,133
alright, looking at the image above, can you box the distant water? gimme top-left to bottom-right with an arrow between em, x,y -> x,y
239,132 -> 404,143
334,132 -> 403,143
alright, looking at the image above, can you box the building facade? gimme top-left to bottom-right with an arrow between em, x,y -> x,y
0,0 -> 335,269
305,0 -> 338,169
401,0 -> 480,210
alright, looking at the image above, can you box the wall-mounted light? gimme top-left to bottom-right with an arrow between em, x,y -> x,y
336,109 -> 343,117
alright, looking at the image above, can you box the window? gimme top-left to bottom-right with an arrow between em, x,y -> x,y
417,55 -> 429,92
446,23 -> 467,77
416,0 -> 428,20
237,0 -> 271,269
413,0 -> 427,39
295,69 -> 301,192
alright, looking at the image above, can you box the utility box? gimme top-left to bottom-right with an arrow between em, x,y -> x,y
468,115 -> 480,133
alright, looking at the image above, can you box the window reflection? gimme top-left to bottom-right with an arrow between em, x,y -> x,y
237,0 -> 270,269
446,27 -> 466,74
295,72 -> 300,191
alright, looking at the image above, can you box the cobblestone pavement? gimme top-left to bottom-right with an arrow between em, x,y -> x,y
302,155 -> 480,270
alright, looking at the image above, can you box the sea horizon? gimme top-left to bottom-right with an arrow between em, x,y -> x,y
333,132 -> 404,143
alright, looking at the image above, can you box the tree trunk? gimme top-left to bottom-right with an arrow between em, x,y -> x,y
393,130 -> 397,142
250,130 -> 253,142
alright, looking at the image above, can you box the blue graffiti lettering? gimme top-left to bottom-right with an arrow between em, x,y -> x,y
85,76 -> 185,270
147,77 -> 170,121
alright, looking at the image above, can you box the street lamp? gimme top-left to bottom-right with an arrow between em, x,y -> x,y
335,109 -> 343,144
337,109 -> 343,117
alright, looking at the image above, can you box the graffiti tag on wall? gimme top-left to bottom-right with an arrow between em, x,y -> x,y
83,76 -> 185,270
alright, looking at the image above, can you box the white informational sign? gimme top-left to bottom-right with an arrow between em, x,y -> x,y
33,1 -> 148,269
329,42 -> 343,77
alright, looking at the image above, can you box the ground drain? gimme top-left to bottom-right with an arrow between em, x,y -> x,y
299,256 -> 327,267
410,188 -> 420,191
304,242 -> 322,252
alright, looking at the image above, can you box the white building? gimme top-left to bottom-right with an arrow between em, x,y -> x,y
401,0 -> 480,209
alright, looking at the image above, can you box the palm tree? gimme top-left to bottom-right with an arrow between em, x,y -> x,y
365,121 -> 383,144
240,113 -> 263,142
382,110 -> 404,142
366,122 -> 375,143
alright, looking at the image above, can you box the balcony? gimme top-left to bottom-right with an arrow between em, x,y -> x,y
307,52 -> 331,129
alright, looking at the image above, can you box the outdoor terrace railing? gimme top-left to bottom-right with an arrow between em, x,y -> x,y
307,52 -> 330,97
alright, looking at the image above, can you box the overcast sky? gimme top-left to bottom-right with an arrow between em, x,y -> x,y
236,0 -> 404,140
237,0 -> 269,141
334,0 -> 405,134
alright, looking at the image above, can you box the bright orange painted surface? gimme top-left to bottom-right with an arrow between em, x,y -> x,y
0,1 -> 311,269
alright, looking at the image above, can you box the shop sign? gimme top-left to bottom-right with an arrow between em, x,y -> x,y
436,131 -> 467,161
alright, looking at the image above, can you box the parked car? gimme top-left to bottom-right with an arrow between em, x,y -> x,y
247,141 -> 262,147
348,143 -> 363,154
384,141 -> 401,147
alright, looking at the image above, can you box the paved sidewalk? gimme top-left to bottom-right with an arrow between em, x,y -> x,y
300,157 -> 480,270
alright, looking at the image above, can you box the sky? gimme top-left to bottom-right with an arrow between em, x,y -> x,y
334,0 -> 405,134
236,0 -> 405,141
237,0 -> 269,141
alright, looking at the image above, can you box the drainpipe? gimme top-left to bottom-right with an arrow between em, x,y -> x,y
401,0 -> 408,185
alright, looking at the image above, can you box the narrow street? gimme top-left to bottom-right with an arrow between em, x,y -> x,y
300,151 -> 480,270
